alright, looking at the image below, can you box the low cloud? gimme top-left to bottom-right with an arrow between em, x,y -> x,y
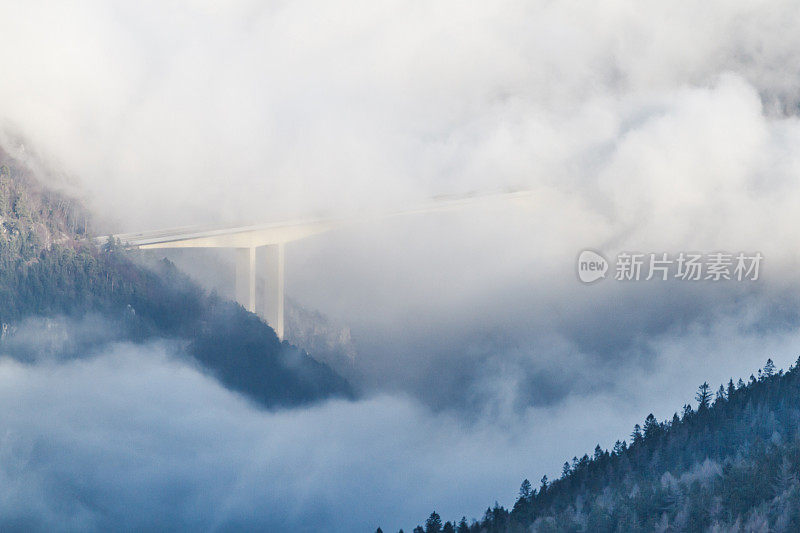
0,343 -> 593,532
2,2 -> 800,529
1,315 -> 799,531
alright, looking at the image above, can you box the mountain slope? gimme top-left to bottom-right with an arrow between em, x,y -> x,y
0,149 -> 352,407
407,359 -> 800,533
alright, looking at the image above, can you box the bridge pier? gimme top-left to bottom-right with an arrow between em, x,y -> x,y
235,247 -> 256,313
234,244 -> 285,340
263,243 -> 285,340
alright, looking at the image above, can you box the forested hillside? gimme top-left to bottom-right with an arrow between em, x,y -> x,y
0,149 -> 352,406
403,359 -> 800,533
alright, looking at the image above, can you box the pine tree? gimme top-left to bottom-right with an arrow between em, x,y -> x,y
519,479 -> 532,499
456,518 -> 469,533
425,511 -> 442,533
773,457 -> 797,496
696,382 -> 712,410
594,444 -> 604,460
643,414 -> 659,439
613,440 -> 625,455
764,358 -> 776,377
715,384 -> 726,403
631,424 -> 643,444
563,461 -> 572,476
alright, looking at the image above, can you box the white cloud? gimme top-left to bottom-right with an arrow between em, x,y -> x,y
0,344 -> 631,531
1,314 -> 798,531
3,1 -> 800,527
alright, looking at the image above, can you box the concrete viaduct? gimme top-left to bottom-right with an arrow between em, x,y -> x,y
101,190 -> 534,340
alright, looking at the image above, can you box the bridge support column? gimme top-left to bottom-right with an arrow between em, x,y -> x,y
263,243 -> 285,340
235,247 -> 256,313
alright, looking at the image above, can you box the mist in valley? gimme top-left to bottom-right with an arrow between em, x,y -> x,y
3,1 -> 800,530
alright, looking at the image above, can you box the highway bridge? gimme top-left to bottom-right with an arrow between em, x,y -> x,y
99,189 -> 534,340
